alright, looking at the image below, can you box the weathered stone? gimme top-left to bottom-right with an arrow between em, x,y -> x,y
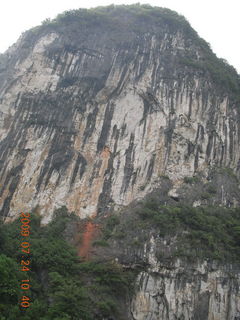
0,17 -> 239,221
0,6 -> 240,318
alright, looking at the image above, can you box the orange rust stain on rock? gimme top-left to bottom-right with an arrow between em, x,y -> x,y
78,221 -> 99,259
67,146 -> 111,218
101,146 -> 110,159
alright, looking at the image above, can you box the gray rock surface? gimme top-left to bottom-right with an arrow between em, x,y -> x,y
0,10 -> 239,222
0,6 -> 240,318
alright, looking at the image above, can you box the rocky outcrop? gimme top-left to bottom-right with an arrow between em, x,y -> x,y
131,262 -> 240,320
88,201 -> 240,320
0,5 -> 240,319
0,6 -> 239,222
129,234 -> 240,320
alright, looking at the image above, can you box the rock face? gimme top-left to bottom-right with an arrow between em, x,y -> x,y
0,5 -> 240,319
130,240 -> 240,320
93,203 -> 240,320
0,6 -> 239,222
131,264 -> 240,320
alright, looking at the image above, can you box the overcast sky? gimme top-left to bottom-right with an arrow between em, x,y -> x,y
0,0 -> 239,72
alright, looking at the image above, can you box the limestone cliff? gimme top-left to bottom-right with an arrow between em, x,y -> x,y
89,200 -> 240,320
132,261 -> 240,320
0,5 -> 239,222
0,5 -> 240,319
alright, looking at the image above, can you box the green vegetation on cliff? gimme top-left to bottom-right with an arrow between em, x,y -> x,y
139,201 -> 240,261
0,207 -> 134,320
101,201 -> 240,263
34,4 -> 240,102
1,203 -> 240,319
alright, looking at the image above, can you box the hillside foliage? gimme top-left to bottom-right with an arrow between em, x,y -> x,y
0,207 -> 134,320
33,4 -> 240,103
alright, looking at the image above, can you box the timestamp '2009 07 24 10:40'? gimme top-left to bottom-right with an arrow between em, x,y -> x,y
20,212 -> 31,308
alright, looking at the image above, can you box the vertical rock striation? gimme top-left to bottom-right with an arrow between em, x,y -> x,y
0,6 -> 239,223
0,5 -> 240,319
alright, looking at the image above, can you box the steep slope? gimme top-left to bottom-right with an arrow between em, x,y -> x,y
1,204 -> 240,319
94,201 -> 240,320
0,5 -> 239,222
0,8 -> 240,319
